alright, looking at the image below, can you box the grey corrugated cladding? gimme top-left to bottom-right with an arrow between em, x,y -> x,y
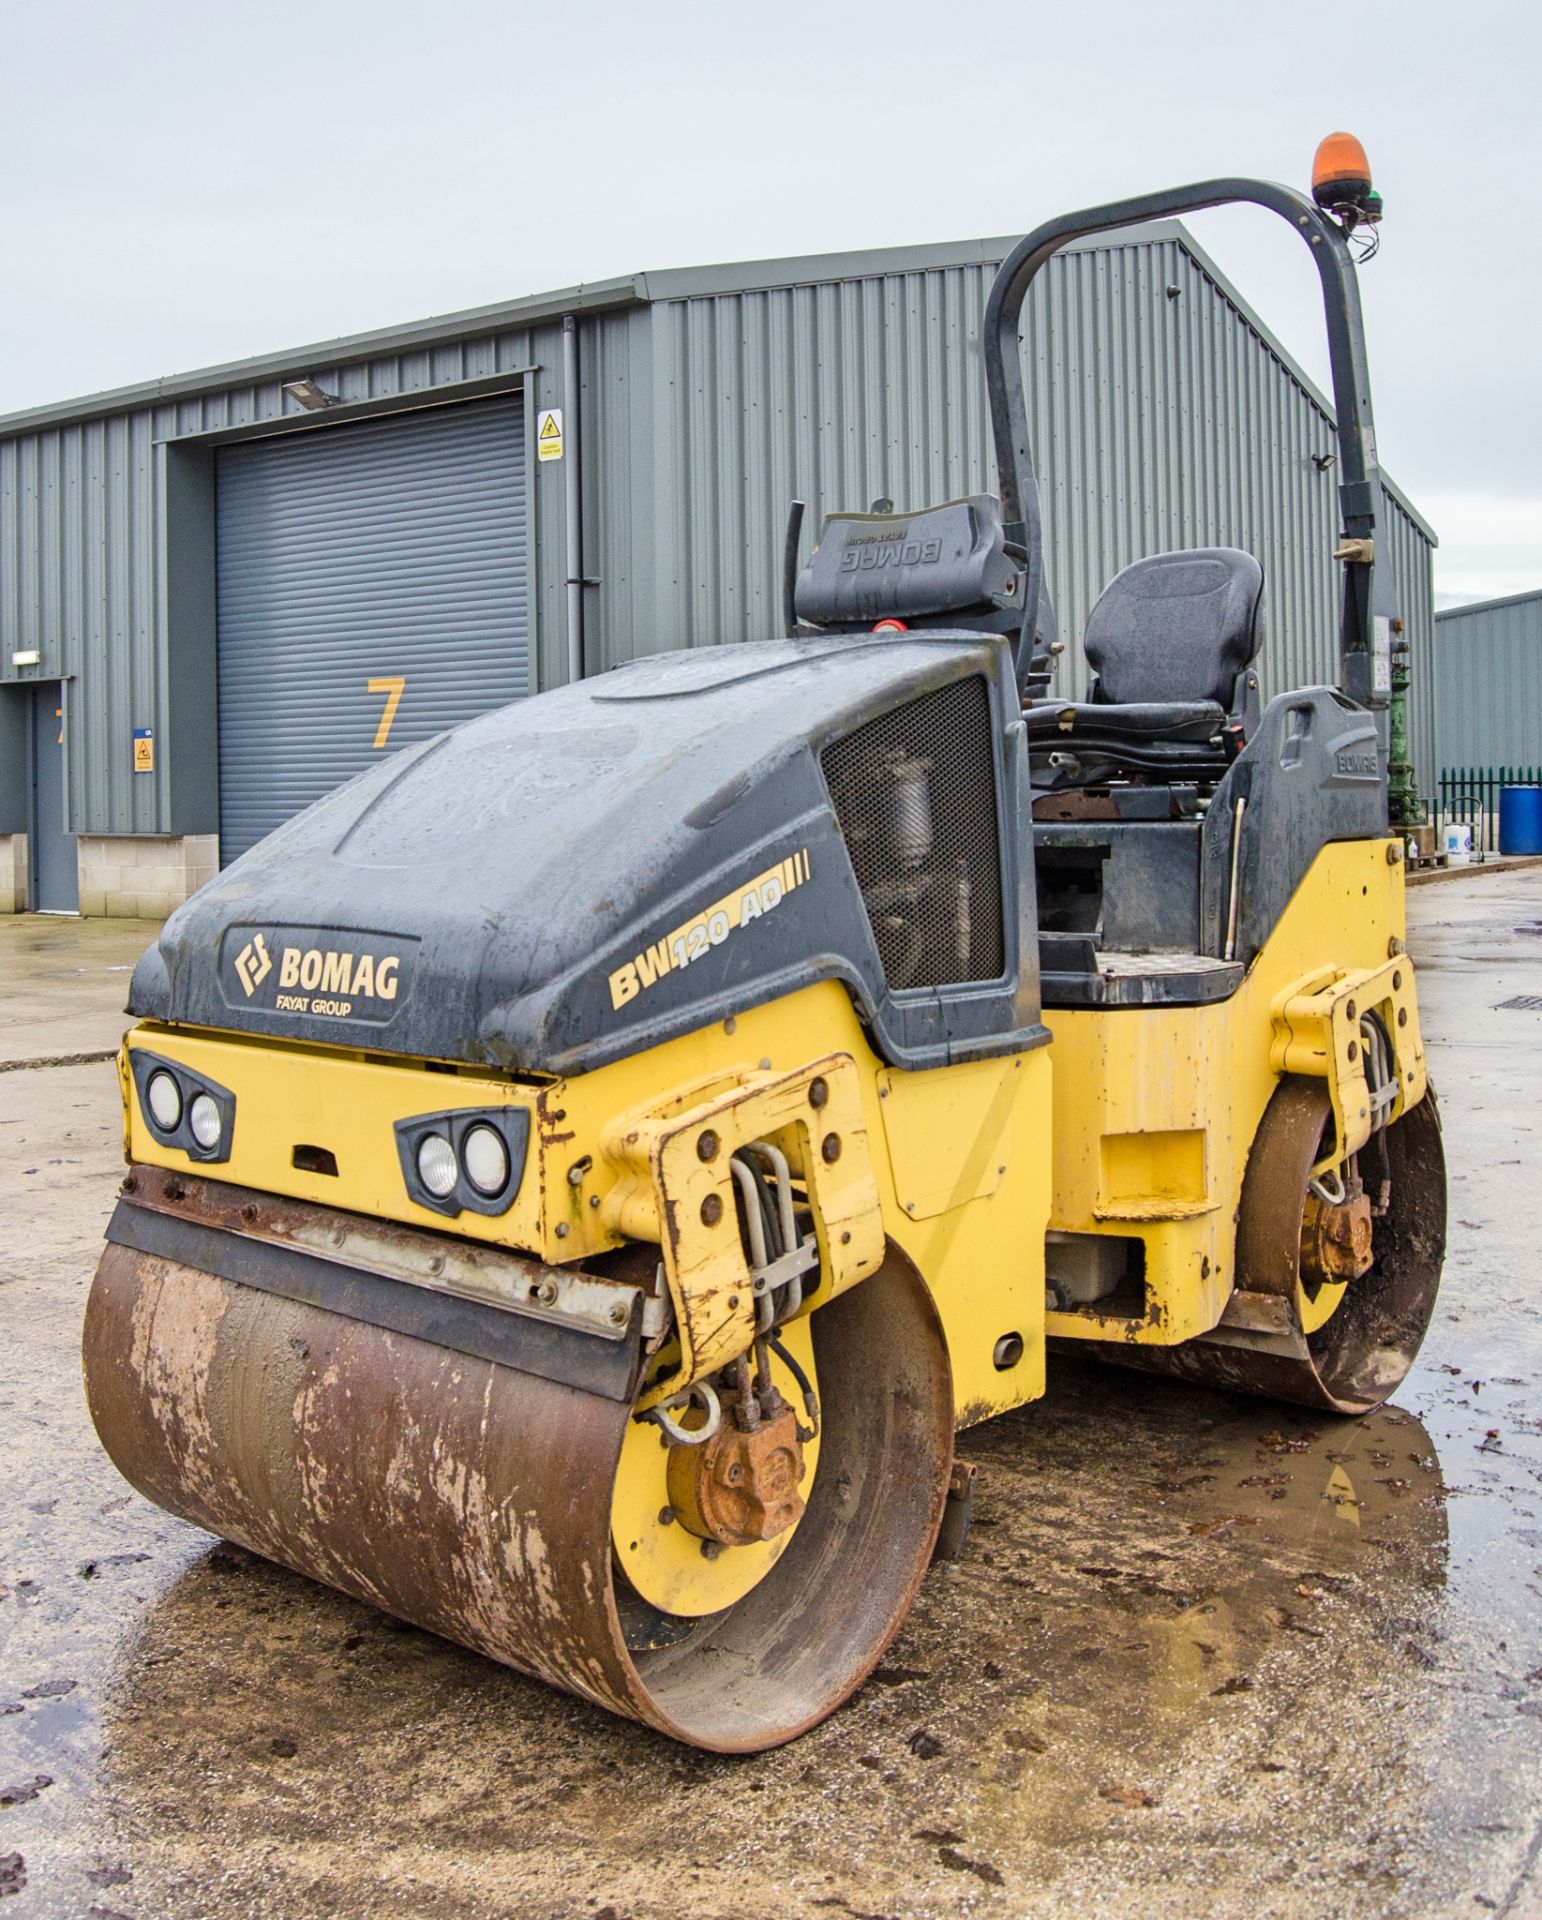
0,225 -> 1436,841
1433,587 -> 1542,769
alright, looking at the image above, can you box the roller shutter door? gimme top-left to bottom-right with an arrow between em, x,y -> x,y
216,395 -> 528,864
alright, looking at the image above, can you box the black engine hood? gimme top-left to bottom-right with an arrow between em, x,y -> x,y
131,632 -> 1042,1075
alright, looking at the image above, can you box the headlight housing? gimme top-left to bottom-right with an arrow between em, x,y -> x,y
394,1107 -> 530,1218
128,1050 -> 236,1163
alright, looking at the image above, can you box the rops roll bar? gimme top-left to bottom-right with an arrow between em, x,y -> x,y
983,178 -> 1385,708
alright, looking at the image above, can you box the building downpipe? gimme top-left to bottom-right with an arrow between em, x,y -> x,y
562,315 -> 584,685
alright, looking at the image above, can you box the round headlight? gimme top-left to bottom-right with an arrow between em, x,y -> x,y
146,1070 -> 182,1132
188,1093 -> 222,1150
416,1132 -> 459,1199
462,1123 -> 511,1197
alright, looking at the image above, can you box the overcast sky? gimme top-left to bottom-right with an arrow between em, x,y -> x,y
4,0 -> 1536,606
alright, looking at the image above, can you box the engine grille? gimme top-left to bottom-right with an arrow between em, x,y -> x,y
821,675 -> 1005,991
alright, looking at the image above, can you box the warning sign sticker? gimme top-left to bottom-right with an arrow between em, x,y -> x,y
537,407 -> 564,462
132,727 -> 154,773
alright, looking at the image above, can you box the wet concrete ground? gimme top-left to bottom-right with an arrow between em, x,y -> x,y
0,918 -> 162,1069
3,874 -> 1541,1919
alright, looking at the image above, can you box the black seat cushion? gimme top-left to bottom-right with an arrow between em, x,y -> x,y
1023,699 -> 1223,742
1084,548 -> 1263,708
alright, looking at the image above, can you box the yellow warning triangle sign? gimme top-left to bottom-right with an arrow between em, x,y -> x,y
540,413 -> 561,440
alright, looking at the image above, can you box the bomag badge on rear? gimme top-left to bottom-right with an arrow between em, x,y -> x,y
218,925 -> 419,1024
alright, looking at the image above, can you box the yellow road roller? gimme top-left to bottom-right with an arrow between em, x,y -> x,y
84,138 -> 1446,1752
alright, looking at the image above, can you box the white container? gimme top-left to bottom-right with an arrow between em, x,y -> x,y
1444,823 -> 1473,866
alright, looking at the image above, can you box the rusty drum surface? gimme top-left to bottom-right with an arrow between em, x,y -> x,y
82,1212 -> 953,1753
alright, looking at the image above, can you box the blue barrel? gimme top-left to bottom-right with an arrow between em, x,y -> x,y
1498,785 -> 1542,856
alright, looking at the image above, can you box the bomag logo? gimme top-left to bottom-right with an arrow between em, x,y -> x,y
227,928 -> 407,1022
838,533 -> 943,573
234,932 -> 273,997
1335,747 -> 1380,778
275,946 -> 401,1000
268,943 -> 402,1016
609,851 -> 810,1012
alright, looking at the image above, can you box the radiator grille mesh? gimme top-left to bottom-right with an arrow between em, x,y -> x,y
821,676 -> 1005,990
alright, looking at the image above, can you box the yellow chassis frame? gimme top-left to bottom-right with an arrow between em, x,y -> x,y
120,838 -> 1425,1426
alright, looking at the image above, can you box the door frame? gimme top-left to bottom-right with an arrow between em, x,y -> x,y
27,677 -> 78,913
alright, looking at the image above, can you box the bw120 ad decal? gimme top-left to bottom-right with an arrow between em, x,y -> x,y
609,851 -> 810,1012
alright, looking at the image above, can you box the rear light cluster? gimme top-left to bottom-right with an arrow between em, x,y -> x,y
129,1051 -> 236,1164
393,1108 -> 531,1218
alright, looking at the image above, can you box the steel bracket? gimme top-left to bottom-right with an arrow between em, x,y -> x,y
1268,957 -> 1427,1174
601,1053 -> 886,1405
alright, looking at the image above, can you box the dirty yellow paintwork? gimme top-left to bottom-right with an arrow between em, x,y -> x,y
611,1317 -> 821,1616
121,979 -> 1055,1428
876,1054 -> 1016,1220
1043,837 -> 1425,1346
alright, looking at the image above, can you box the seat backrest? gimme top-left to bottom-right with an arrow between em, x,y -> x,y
794,495 -> 1018,628
1084,548 -> 1264,707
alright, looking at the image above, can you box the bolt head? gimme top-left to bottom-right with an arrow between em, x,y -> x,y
701,1192 -> 724,1227
696,1129 -> 720,1163
821,1132 -> 842,1164
808,1076 -> 829,1110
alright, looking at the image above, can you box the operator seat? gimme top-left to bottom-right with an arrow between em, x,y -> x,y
1025,547 -> 1264,782
792,494 -> 1057,694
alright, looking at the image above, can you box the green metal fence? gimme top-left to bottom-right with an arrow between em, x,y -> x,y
1438,766 -> 1542,859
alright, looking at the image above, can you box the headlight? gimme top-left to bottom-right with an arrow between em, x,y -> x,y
129,1050 -> 236,1164
416,1133 -> 459,1199
394,1107 -> 531,1218
188,1093 -> 223,1150
146,1070 -> 183,1131
462,1123 -> 511,1197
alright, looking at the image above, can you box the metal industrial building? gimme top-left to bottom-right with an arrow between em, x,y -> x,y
1434,588 -> 1542,771
0,224 -> 1437,916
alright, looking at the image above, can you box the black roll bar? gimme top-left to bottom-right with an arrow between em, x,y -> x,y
983,178 -> 1384,708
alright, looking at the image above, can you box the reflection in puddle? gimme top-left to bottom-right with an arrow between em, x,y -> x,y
949,1361 -> 1450,1837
